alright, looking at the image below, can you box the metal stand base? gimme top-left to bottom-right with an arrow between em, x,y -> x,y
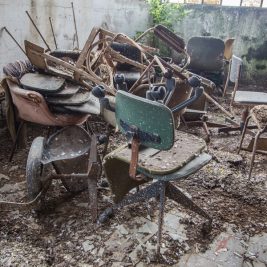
98,180 -> 212,254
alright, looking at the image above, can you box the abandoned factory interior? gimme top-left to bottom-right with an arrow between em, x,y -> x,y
0,0 -> 266,266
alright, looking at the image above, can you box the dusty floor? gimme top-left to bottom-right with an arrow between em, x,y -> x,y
0,91 -> 266,267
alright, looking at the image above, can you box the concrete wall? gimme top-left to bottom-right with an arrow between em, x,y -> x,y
0,0 -> 149,78
173,5 -> 267,84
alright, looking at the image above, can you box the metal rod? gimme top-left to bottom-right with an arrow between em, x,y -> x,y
51,173 -> 89,179
49,17 -> 58,49
134,27 -> 154,42
9,121 -> 24,162
3,27 -> 27,56
0,180 -> 50,210
154,55 -> 168,76
25,10 -> 51,51
129,58 -> 156,93
240,0 -> 243,6
203,91 -> 234,119
71,2 -> 79,49
260,0 -> 264,7
156,182 -> 166,255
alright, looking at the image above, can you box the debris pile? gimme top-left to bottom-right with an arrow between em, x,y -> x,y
0,6 -> 266,267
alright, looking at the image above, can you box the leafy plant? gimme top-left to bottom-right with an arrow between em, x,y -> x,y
139,0 -> 188,57
146,0 -> 187,30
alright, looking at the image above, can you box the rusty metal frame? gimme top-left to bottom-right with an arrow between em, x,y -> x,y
135,24 -> 190,69
129,55 -> 187,94
238,110 -> 267,179
49,134 -> 100,220
1,134 -> 101,220
98,180 -> 212,254
25,27 -> 151,96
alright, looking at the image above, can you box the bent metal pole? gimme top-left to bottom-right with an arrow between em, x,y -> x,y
71,2 -> 79,49
49,17 -> 58,49
25,10 -> 51,51
3,27 -> 27,56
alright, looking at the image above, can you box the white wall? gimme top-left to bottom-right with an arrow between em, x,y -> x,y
2,1 -> 265,83
0,0 -> 149,77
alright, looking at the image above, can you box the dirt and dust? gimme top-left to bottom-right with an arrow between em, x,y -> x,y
0,92 -> 266,266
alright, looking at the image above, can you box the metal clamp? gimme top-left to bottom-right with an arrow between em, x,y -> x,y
120,119 -> 161,144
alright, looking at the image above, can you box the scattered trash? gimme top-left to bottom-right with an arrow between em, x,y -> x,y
82,240 -> 95,252
9,165 -> 19,172
0,5 -> 266,267
0,173 -> 9,181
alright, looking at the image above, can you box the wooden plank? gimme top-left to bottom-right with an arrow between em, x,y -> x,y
39,51 -> 116,95
75,27 -> 100,69
25,40 -> 47,70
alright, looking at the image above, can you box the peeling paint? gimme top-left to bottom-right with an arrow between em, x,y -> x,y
246,41 -> 267,61
173,5 -> 267,84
